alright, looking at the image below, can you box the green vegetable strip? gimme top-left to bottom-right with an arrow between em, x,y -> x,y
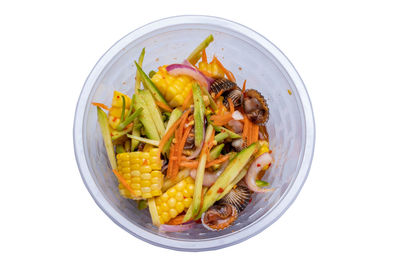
140,89 -> 165,137
115,107 -> 143,131
256,180 -> 270,187
135,61 -> 169,106
120,96 -> 126,122
207,115 -> 241,139
193,83 -> 205,147
216,168 -> 247,201
116,144 -> 125,154
197,143 -> 257,217
130,118 -> 141,151
111,127 -> 133,141
132,94 -> 160,140
148,70 -> 156,78
127,135 -> 160,146
189,124 -> 214,219
97,107 -> 117,169
214,132 -> 229,143
209,144 -> 224,160
162,108 -> 182,155
135,48 -> 145,91
130,49 -> 146,150
137,200 -> 148,210
201,87 -> 218,111
187,34 -> 214,65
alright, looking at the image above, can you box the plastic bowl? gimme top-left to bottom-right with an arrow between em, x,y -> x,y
73,15 -> 315,251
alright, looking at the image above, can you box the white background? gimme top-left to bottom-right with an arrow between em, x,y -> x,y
1,1 -> 399,266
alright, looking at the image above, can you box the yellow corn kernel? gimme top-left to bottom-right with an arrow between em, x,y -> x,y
111,91 -> 131,108
116,148 -> 163,199
199,61 -> 225,78
256,141 -> 270,170
154,177 -> 195,224
151,66 -> 195,107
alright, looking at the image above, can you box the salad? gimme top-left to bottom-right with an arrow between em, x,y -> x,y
93,35 -> 273,232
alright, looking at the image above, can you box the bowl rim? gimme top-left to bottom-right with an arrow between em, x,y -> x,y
73,15 -> 315,251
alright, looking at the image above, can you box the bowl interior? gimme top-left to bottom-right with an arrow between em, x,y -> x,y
81,21 -> 307,246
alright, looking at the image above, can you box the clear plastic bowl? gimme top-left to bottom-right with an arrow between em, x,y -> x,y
73,15 -> 315,251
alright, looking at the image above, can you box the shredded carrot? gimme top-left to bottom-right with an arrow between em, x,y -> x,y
206,155 -> 229,168
182,90 -> 193,110
166,214 -> 189,225
92,102 -> 110,110
201,49 -> 207,63
214,89 -> 224,100
242,114 -> 249,146
213,56 -> 236,82
180,154 -> 230,169
180,161 -> 198,168
247,120 -> 254,146
228,98 -> 234,113
199,69 -> 214,78
167,138 -> 177,178
241,80 -> 247,93
175,125 -> 193,175
158,110 -> 189,154
155,101 -> 172,112
253,124 -> 259,144
210,98 -> 234,126
112,169 -> 136,195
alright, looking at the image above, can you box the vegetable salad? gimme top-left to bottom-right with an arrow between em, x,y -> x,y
93,35 -> 274,232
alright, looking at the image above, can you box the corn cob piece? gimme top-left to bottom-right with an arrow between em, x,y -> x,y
117,148 -> 163,199
108,91 -> 131,129
154,177 -> 195,224
256,141 -> 270,170
198,60 -> 225,78
151,66 -> 194,107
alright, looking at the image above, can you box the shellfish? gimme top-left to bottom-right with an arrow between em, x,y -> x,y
223,89 -> 243,109
210,78 -> 239,95
219,185 -> 252,212
201,203 -> 238,231
243,89 -> 269,124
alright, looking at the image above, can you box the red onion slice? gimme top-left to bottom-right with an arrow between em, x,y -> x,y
159,222 -> 196,232
245,153 -> 274,193
166,64 -> 213,91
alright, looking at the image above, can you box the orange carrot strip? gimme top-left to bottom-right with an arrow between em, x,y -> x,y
155,101 -> 173,112
167,141 -> 176,178
228,98 -> 234,114
113,169 -> 136,195
213,56 -> 236,82
253,124 -> 259,143
214,89 -> 224,100
201,49 -> 207,63
180,161 -> 199,168
205,155 -> 229,168
158,110 -> 189,154
166,215 -> 189,225
175,125 -> 193,174
171,129 -> 182,178
242,114 -> 249,146
182,90 -> 193,110
241,80 -> 247,93
248,121 -> 254,145
92,102 -> 110,111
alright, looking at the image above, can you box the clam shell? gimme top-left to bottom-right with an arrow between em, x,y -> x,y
201,203 -> 238,231
219,185 -> 252,212
210,78 -> 238,94
223,89 -> 243,109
